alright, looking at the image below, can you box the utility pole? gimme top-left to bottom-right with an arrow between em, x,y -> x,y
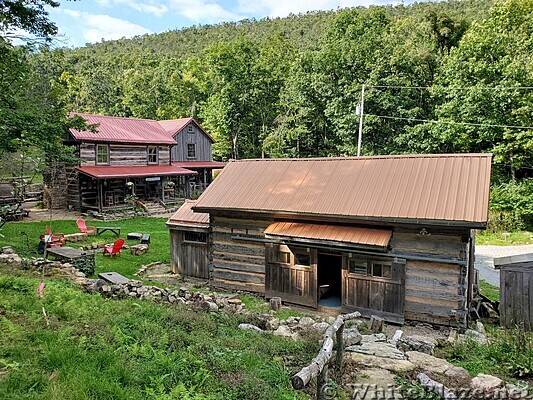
357,84 -> 365,157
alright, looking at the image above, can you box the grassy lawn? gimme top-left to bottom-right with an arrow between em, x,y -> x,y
0,266 -> 316,399
0,217 -> 170,279
479,280 -> 500,302
476,230 -> 533,245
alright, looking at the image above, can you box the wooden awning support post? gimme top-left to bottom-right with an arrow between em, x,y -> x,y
291,311 -> 361,391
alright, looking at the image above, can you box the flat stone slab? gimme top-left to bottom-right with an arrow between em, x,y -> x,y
346,341 -> 405,360
98,272 -> 130,284
127,232 -> 143,240
348,368 -> 398,400
405,351 -> 455,375
350,353 -> 415,374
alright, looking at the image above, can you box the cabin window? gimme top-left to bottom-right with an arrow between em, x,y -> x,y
294,251 -> 311,266
371,262 -> 392,279
187,143 -> 196,159
147,146 -> 158,164
349,259 -> 368,275
96,144 -> 109,165
184,231 -> 207,243
188,124 -> 194,133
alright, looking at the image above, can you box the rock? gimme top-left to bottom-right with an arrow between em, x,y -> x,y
227,298 -> 242,305
471,373 -> 503,393
475,321 -> 485,334
298,316 -> 315,328
200,301 -> 218,312
1,246 -> 15,254
130,244 -> 149,255
350,353 -> 415,374
325,316 -> 336,324
391,330 -> 403,345
286,317 -> 299,327
291,332 -> 302,341
461,329 -> 488,345
238,324 -> 264,334
265,317 -> 280,331
343,328 -> 363,346
273,325 -> 292,338
361,333 -> 387,343
447,329 -> 458,344
370,315 -> 384,332
312,322 -> 330,333
444,366 -> 472,387
397,335 -> 437,355
64,233 -> 87,242
75,271 -> 86,278
346,342 -> 405,360
406,351 -> 455,375
351,368 -> 398,397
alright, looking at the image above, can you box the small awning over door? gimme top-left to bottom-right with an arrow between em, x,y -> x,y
264,222 -> 392,251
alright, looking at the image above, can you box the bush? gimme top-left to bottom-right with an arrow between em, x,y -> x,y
489,179 -> 533,231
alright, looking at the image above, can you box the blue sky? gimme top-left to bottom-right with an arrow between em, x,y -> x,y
48,0 -> 395,47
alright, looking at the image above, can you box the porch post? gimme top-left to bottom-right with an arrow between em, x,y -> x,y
161,176 -> 165,202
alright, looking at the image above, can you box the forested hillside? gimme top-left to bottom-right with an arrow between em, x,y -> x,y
22,0 -> 533,228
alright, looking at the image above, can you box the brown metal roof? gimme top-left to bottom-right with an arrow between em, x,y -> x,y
265,222 -> 392,249
167,200 -> 210,228
70,114 -> 176,145
193,154 -> 492,226
172,161 -> 226,169
76,165 -> 197,179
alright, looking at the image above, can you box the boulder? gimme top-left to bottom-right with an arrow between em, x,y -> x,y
130,244 -> 149,256
460,329 -> 488,345
298,316 -> 315,328
361,333 -> 387,343
405,351 -> 454,375
397,335 -> 437,355
471,373 -> 503,393
273,325 -> 292,338
311,322 -> 330,333
350,353 -> 415,374
238,324 -> 264,334
346,342 -> 405,360
265,317 -> 280,331
343,328 -> 363,346
200,301 -> 218,312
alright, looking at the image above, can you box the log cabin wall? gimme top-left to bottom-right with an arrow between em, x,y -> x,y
210,216 -> 270,294
80,143 -> 171,166
390,230 -> 469,326
171,124 -> 213,162
169,227 -> 210,279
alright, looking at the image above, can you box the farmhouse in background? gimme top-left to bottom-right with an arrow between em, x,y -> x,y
44,114 -> 224,212
167,154 -> 492,327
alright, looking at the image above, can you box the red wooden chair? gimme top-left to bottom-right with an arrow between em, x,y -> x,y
103,238 -> 125,257
44,226 -> 65,248
77,219 -> 96,235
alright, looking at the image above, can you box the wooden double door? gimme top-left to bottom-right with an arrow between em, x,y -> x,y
265,244 -> 406,323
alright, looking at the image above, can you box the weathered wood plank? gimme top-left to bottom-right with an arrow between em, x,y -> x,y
213,268 -> 265,284
214,259 -> 265,274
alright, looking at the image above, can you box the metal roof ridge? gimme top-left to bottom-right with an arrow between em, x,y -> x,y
228,153 -> 493,162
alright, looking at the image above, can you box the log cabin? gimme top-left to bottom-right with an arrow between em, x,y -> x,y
167,154 -> 492,327
45,114 -> 224,212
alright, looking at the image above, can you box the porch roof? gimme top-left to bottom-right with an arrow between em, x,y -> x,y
264,222 -> 392,250
76,165 -> 197,179
167,200 -> 210,228
172,161 -> 226,169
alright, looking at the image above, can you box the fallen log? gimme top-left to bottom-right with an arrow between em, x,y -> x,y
291,311 -> 361,390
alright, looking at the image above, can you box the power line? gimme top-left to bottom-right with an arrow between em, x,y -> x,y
366,114 -> 533,130
366,85 -> 533,91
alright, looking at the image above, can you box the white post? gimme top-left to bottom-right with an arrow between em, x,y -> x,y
357,84 -> 365,157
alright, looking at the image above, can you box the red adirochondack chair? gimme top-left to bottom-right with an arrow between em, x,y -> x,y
44,226 -> 65,248
103,238 -> 125,257
77,219 -> 96,235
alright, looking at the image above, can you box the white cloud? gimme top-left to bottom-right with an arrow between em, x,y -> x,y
60,9 -> 151,43
169,0 -> 244,23
237,0 -> 376,17
113,0 -> 169,17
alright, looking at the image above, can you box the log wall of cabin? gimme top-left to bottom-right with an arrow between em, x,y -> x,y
169,227 -> 210,279
210,216 -> 269,294
80,143 -> 171,166
171,124 -> 213,162
390,231 -> 469,326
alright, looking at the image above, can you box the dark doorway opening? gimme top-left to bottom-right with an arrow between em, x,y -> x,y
317,252 -> 342,308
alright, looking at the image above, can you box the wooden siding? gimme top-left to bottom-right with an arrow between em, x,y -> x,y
170,228 -> 210,279
210,217 -> 269,294
80,143 -> 171,166
171,123 -> 212,162
500,262 -> 533,330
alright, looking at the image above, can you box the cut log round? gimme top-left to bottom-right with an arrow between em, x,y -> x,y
270,297 -> 282,311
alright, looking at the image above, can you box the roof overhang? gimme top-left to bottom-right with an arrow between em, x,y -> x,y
76,165 -> 197,179
264,222 -> 392,251
172,161 -> 226,169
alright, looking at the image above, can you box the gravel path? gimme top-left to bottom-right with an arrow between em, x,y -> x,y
475,244 -> 533,286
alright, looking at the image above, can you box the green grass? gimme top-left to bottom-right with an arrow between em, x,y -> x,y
479,280 -> 500,302
0,266 -> 317,399
476,230 -> 533,246
0,217 -> 170,279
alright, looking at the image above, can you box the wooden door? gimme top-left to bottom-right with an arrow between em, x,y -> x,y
265,244 -> 318,308
342,256 -> 406,324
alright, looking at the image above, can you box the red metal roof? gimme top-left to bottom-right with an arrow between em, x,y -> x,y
70,114 -> 176,145
265,222 -> 392,249
167,200 -> 210,228
172,161 -> 226,169
193,154 -> 492,227
76,165 -> 197,179
159,117 -> 216,143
